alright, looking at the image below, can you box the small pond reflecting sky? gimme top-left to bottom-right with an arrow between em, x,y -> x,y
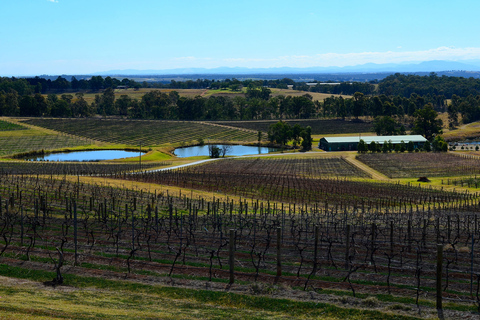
27,150 -> 145,162
174,145 -> 280,158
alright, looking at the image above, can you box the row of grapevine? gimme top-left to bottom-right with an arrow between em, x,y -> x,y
0,173 -> 479,311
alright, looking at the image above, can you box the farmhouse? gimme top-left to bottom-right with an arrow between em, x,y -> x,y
319,135 -> 427,151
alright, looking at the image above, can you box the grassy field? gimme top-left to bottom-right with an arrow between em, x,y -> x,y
78,88 -> 207,104
443,120 -> 480,142
0,266 -> 420,320
64,87 -> 350,105
269,88 -> 352,100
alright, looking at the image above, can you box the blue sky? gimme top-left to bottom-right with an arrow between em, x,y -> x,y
1,0 -> 479,76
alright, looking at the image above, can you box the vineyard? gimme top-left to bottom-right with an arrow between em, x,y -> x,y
2,117 -> 480,317
0,133 -> 90,157
357,153 -> 480,179
0,120 -> 27,131
0,172 -> 479,317
22,118 -> 258,146
0,161 -> 168,175
442,176 -> 480,189
119,157 -> 475,210
212,119 -> 374,135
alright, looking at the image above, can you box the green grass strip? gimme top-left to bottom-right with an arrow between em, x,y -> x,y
0,263 -> 421,320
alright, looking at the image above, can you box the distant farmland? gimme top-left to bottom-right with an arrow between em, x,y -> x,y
357,152 -> 480,178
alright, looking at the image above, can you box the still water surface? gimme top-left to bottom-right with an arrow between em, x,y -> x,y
27,150 -> 145,162
174,145 -> 280,158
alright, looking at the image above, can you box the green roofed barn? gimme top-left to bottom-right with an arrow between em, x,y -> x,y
319,135 -> 427,151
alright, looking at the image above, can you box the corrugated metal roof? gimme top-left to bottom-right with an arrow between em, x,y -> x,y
321,135 -> 427,144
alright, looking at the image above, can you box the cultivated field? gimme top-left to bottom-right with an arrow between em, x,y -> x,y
0,120 -> 26,131
2,117 -> 480,318
123,157 -> 471,209
80,88 -> 207,104
357,152 -> 480,179
22,118 -> 258,147
0,119 -> 91,157
0,171 -> 478,319
72,87 -> 350,106
269,88 -> 352,100
0,161 -> 167,175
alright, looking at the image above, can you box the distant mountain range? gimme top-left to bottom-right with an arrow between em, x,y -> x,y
94,60 -> 480,76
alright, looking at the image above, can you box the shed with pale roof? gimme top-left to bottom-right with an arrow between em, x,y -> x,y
319,135 -> 427,151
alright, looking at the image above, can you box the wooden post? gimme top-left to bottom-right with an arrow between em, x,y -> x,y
437,244 -> 443,311
74,200 -> 78,266
447,215 -> 451,242
276,227 -> 282,280
20,206 -> 24,247
390,221 -> 394,255
132,207 -> 135,252
471,234 -> 475,296
314,225 -> 319,273
345,224 -> 351,269
407,220 -> 412,252
229,229 -> 235,285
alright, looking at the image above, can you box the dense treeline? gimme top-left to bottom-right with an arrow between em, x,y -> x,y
4,72 -> 480,97
0,83 -> 320,120
1,74 -> 480,124
378,73 -> 480,98
307,81 -> 375,95
17,76 -> 141,93
118,89 -> 318,120
448,94 -> 480,126
267,121 -> 313,150
322,92 -> 446,118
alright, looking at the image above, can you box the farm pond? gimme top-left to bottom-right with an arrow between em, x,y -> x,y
174,144 -> 281,157
25,150 -> 145,162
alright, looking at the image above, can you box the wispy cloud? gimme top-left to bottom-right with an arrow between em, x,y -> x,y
213,47 -> 480,68
47,0 -> 58,3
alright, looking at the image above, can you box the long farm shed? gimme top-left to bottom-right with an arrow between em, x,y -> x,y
319,135 -> 427,151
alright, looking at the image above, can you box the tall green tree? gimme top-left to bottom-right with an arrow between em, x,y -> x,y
431,136 -> 448,152
116,95 -> 132,116
98,87 -> 116,115
373,116 -> 398,135
72,93 -> 93,117
411,103 -> 443,140
358,139 -> 368,153
267,121 -> 291,145
300,126 -> 312,151
19,95 -> 37,116
352,92 -> 365,119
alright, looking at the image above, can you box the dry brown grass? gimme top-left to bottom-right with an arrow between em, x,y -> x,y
62,88 -> 206,104
65,88 -> 349,105
270,88 -> 352,100
443,120 -> 480,142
